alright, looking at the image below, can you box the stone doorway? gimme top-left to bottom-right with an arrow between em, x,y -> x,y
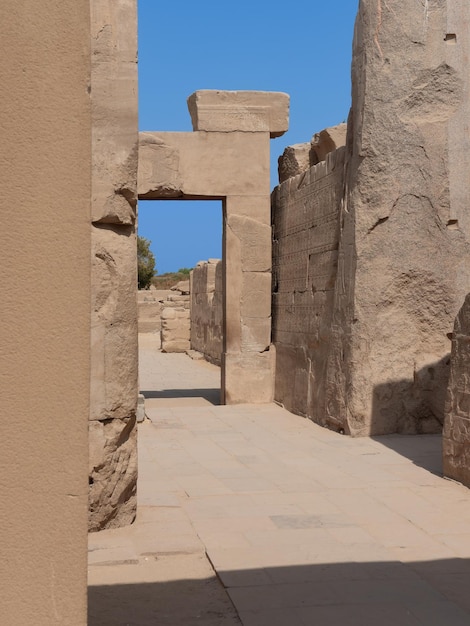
138,198 -> 223,403
138,90 -> 290,404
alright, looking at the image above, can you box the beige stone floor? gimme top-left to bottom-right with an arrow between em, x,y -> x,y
88,334 -> 470,625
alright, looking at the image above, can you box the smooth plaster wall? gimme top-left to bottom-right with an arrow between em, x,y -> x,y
0,1 -> 91,624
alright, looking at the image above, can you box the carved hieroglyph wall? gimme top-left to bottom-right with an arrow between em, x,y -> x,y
273,0 -> 470,437
191,260 -> 223,365
89,0 -> 139,531
272,149 -> 345,422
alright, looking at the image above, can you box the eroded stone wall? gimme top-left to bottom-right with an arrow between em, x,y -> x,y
272,149 -> 345,422
190,260 -> 223,364
89,0 -> 139,531
331,0 -> 470,436
272,0 -> 470,437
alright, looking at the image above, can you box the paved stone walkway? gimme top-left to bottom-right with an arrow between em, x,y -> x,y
89,335 -> 470,625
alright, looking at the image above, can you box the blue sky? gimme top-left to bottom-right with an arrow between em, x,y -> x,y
138,1 -> 359,274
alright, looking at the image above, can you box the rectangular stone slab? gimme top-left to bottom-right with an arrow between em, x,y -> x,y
187,90 -> 289,138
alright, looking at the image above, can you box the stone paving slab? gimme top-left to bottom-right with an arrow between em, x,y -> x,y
88,345 -> 470,625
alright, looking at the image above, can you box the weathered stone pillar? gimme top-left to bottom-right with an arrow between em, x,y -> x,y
89,0 -> 139,530
138,91 -> 289,404
325,0 -> 470,435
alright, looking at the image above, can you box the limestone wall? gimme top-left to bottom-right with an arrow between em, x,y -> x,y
272,149 -> 345,421
190,260 -> 223,364
0,0 -> 91,622
89,0 -> 139,531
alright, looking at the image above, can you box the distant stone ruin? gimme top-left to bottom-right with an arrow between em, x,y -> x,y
160,281 -> 191,353
190,260 -> 223,365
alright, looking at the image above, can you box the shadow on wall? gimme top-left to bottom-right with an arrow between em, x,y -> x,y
371,354 -> 451,437
88,559 -> 470,625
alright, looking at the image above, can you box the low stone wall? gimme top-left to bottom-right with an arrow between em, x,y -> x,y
272,148 -> 345,423
190,260 -> 223,364
137,289 -> 172,333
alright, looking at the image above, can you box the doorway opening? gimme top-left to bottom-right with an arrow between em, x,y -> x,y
137,199 -> 223,409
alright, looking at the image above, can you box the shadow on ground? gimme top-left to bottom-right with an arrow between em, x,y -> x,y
141,388 -> 220,405
88,558 -> 470,625
372,433 -> 443,476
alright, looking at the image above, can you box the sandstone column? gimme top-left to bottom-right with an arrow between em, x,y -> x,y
89,0 -> 139,530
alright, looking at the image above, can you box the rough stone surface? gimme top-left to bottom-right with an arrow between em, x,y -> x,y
310,123 -> 347,163
222,349 -> 276,404
137,289 -> 171,334
88,416 -> 137,532
327,0 -> 470,436
90,0 -> 138,530
190,260 -> 223,365
278,142 -> 312,183
187,90 -> 289,138
272,1 -> 470,437
160,284 -> 191,353
443,294 -> 470,487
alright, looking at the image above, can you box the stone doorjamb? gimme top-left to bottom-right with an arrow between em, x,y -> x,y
138,90 -> 289,403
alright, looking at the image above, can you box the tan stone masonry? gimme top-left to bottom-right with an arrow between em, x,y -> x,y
138,90 -> 289,404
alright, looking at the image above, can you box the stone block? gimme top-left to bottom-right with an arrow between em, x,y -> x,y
187,90 -> 289,138
241,318 -> 271,352
90,226 -> 138,422
241,272 -> 272,319
223,349 -> 275,404
91,0 -> 138,225
227,214 -> 271,272
311,123 -> 347,163
162,319 -> 191,334
162,339 -> 191,353
139,131 -> 270,199
278,142 -> 312,183
89,416 -> 137,532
